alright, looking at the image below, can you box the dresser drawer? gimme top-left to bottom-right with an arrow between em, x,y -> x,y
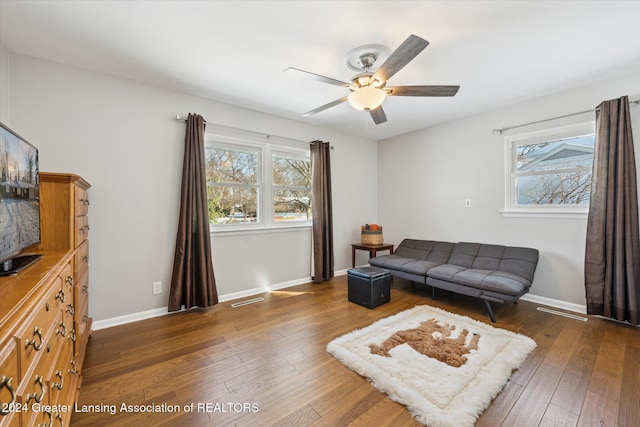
16,293 -> 62,380
17,353 -> 52,427
74,216 -> 89,247
76,299 -> 90,357
0,341 -> 19,421
74,240 -> 89,279
49,338 -> 73,407
50,263 -> 74,325
75,187 -> 89,217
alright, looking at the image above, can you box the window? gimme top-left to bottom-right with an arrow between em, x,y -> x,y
206,143 -> 260,224
503,121 -> 595,217
272,152 -> 312,222
205,131 -> 311,229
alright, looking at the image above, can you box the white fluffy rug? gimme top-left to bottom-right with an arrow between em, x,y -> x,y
327,305 -> 536,427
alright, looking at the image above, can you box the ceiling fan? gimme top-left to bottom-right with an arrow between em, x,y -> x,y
285,34 -> 460,125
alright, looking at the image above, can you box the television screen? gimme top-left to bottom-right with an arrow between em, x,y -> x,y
0,122 -> 40,269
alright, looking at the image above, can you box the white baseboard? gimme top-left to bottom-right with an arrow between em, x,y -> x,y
520,293 -> 586,314
92,307 -> 172,330
92,274 -> 587,330
92,276 -> 313,331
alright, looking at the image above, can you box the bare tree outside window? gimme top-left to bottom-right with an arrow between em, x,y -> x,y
272,155 -> 312,221
206,146 -> 259,223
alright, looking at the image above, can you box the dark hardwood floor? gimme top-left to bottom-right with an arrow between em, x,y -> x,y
71,276 -> 640,426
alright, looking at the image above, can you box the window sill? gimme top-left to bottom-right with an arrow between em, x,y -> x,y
210,223 -> 312,237
500,210 -> 588,219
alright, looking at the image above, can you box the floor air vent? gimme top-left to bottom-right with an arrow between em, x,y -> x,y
536,306 -> 587,321
231,297 -> 265,308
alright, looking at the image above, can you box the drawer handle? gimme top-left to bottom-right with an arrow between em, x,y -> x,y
65,275 -> 75,287
55,288 -> 65,303
52,370 -> 64,390
66,304 -> 75,315
80,226 -> 87,234
82,285 -> 89,294
26,375 -> 45,404
68,329 -> 76,343
55,413 -> 64,426
68,360 -> 78,375
25,327 -> 44,351
0,376 -> 17,415
83,255 -> 89,264
56,322 -> 67,337
83,314 -> 90,323
37,410 -> 53,427
80,198 -> 90,206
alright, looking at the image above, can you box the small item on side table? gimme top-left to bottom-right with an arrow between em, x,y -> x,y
361,223 -> 383,245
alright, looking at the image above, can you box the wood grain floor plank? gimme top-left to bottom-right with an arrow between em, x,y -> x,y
550,319 -> 603,416
501,363 -> 564,426
539,403 -> 579,427
617,344 -> 640,427
475,380 -> 524,427
577,328 -> 626,427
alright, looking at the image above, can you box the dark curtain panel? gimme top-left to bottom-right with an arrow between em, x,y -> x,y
310,140 -> 334,282
585,96 -> 640,325
169,113 -> 218,311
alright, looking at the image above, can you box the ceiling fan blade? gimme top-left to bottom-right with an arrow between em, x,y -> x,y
284,67 -> 352,88
371,35 -> 429,85
369,105 -> 387,125
386,85 -> 460,97
302,96 -> 349,116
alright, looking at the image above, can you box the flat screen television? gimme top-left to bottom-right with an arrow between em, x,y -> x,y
0,121 -> 42,276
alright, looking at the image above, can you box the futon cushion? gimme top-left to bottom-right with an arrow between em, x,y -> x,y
427,265 -> 530,296
368,255 -> 413,270
398,260 -> 444,276
392,239 -> 455,262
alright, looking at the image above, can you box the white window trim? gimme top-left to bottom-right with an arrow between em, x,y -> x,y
205,130 -> 312,234
501,121 -> 595,219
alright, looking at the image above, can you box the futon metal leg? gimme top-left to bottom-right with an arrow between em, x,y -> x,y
484,299 -> 496,323
431,286 -> 436,300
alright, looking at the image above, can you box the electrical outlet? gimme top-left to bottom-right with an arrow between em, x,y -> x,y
152,281 -> 162,295
465,199 -> 471,208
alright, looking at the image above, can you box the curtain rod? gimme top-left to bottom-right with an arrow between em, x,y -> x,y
492,98 -> 640,135
175,114 -> 324,147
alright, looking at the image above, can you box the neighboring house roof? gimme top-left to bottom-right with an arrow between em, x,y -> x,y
518,142 -> 594,172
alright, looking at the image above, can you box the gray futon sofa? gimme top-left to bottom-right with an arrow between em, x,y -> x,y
368,239 -> 539,322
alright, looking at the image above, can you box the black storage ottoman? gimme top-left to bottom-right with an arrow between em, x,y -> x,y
347,266 -> 391,308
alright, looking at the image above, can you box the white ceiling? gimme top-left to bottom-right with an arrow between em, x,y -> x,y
1,1 -> 639,140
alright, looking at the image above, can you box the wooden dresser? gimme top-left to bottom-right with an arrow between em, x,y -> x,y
0,173 -> 91,427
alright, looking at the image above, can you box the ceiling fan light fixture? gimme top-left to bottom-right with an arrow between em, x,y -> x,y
348,86 -> 386,111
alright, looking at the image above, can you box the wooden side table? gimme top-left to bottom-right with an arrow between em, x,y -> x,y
351,243 -> 395,268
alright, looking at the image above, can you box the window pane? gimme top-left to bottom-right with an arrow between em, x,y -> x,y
516,135 -> 594,173
273,189 -> 312,221
272,156 -> 311,187
208,185 -> 258,223
516,171 -> 591,205
206,147 -> 258,184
